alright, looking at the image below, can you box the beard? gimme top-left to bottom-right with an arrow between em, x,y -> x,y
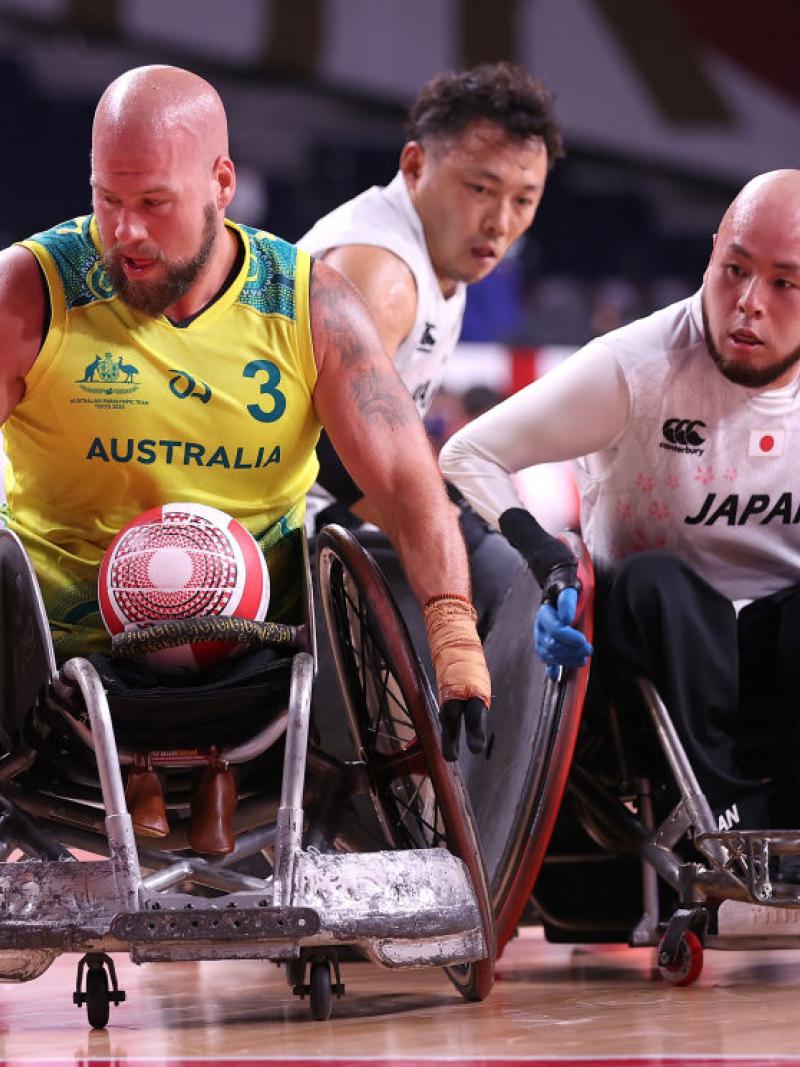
103,203 -> 218,317
701,294 -> 800,388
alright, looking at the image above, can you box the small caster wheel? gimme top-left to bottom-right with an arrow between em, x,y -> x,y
658,929 -> 703,987
73,951 -> 126,1029
309,959 -> 332,1021
86,966 -> 111,1029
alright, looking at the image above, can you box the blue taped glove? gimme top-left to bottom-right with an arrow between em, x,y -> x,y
534,585 -> 593,681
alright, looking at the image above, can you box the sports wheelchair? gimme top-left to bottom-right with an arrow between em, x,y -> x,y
0,524 -> 494,1027
358,525 -> 800,985
483,535 -> 800,986
313,528 -> 593,959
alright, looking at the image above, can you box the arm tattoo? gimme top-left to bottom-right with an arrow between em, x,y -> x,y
312,262 -> 416,430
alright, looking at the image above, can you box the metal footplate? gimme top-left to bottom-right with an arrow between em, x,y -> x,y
697,829 -> 800,904
112,906 -> 320,942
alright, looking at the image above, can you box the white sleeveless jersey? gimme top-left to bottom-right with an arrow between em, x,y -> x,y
578,291 -> 800,602
298,172 -> 466,416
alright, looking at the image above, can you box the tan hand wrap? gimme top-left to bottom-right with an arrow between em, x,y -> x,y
423,595 -> 491,708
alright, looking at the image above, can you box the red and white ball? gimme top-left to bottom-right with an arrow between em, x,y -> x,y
98,502 -> 269,674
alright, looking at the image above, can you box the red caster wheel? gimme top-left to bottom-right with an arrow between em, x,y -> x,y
658,929 -> 703,987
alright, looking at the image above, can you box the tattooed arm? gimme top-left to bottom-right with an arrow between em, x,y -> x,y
311,260 -> 491,758
310,259 -> 470,605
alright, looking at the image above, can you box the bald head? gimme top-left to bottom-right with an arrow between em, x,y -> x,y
702,168 -> 800,391
718,169 -> 800,245
90,66 -> 238,320
93,65 -> 229,166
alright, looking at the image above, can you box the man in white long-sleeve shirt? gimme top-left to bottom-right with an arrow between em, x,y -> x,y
441,169 -> 800,828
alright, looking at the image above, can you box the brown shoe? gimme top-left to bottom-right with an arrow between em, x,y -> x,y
188,761 -> 237,855
125,758 -> 169,838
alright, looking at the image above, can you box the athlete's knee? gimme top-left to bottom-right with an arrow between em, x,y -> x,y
612,550 -> 693,604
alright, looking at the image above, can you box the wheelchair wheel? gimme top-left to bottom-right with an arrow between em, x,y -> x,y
317,525 -> 495,1001
658,929 -> 703,987
309,960 -> 332,1021
464,532 -> 594,955
86,966 -> 110,1029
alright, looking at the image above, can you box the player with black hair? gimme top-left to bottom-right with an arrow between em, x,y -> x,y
300,62 -> 562,538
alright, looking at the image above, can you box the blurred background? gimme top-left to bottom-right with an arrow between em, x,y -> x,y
0,0 -> 797,523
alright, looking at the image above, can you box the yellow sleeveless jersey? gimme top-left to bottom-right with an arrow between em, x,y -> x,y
5,216 -> 320,660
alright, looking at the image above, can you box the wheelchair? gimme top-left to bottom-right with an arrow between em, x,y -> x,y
506,536 -> 800,987
0,523 -> 494,1026
311,527 -> 594,960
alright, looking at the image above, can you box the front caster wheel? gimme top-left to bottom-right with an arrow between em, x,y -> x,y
658,929 -> 703,987
86,966 -> 110,1029
309,959 -> 332,1021
73,952 -> 126,1029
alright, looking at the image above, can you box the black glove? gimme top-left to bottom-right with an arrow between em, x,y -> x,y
439,697 -> 487,761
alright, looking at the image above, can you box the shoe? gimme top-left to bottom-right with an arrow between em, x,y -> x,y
188,761 -> 237,855
125,760 -> 169,838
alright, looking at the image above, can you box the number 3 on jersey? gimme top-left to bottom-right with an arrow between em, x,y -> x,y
243,358 -> 286,423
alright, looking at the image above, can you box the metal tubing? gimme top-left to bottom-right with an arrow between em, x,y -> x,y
61,659 -> 127,816
52,688 -> 288,767
273,652 -> 314,905
141,857 -> 269,894
60,657 -> 142,893
636,677 -> 724,868
278,654 -> 314,813
221,709 -> 289,764
141,860 -> 194,892
634,778 -> 661,942
0,794 -> 73,861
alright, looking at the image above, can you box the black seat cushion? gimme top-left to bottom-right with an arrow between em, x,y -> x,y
85,647 -> 293,749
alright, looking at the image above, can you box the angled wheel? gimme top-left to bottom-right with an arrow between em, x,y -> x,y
461,532 -> 594,955
317,525 -> 495,1001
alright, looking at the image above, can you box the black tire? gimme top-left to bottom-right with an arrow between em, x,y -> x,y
309,960 -> 332,1021
455,532 -> 594,955
86,966 -> 110,1029
317,525 -> 495,1001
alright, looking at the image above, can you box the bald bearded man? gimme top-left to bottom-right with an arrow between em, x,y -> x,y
0,66 -> 490,772
442,170 -> 800,835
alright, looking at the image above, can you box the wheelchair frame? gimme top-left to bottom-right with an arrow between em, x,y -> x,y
0,525 -> 493,1025
535,538 -> 800,986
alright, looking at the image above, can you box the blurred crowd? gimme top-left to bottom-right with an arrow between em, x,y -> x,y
460,252 -> 693,347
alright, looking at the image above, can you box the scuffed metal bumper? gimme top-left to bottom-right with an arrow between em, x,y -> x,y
0,846 -> 484,976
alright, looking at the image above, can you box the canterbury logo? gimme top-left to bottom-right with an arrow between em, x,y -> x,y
662,418 -> 706,447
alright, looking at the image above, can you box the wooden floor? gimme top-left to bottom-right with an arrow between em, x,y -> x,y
1,929 -> 800,1064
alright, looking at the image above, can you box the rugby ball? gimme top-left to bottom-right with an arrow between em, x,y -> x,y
98,501 -> 269,673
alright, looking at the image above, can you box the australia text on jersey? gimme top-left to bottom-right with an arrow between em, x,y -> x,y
86,437 -> 281,469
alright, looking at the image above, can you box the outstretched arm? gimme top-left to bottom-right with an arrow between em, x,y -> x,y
310,259 -> 489,757
440,342 -> 629,677
439,340 -> 629,525
311,259 -> 467,604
